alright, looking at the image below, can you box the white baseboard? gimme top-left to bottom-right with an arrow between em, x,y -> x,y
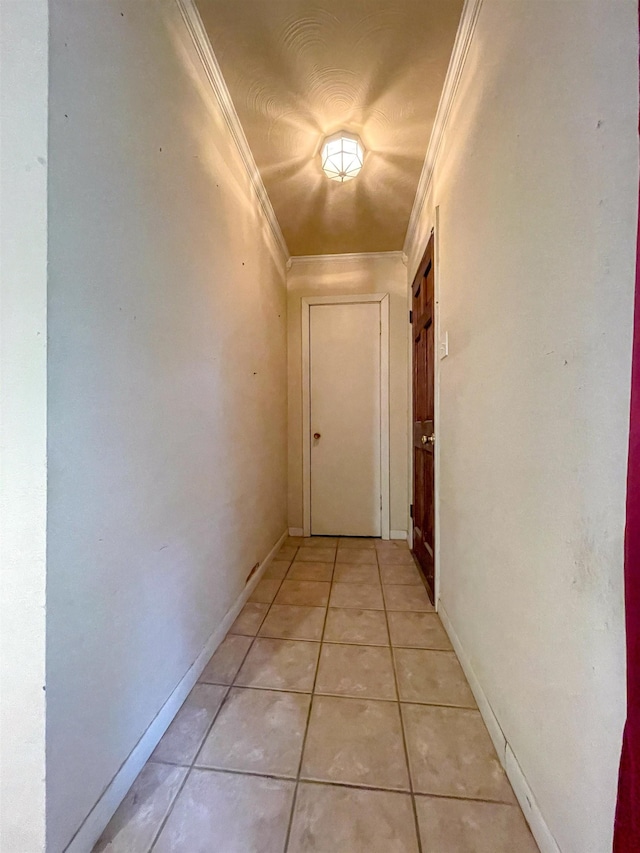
390,529 -> 407,540
504,743 -> 561,853
288,527 -> 304,537
437,602 -> 561,853
66,529 -> 288,853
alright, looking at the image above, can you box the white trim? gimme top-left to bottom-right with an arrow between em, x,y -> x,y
438,602 -> 562,853
64,529 -> 287,853
301,294 -> 390,306
390,530 -> 408,541
403,0 -> 484,269
301,293 -> 391,539
505,744 -> 562,853
288,527 -> 304,537
174,0 -> 290,266
289,251 -> 407,267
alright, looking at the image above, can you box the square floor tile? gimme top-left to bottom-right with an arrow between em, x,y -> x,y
415,796 -> 539,853
387,612 -> 451,649
153,769 -> 295,853
323,608 -> 389,646
295,547 -> 336,563
151,684 -> 227,764
285,536 -> 305,546
304,537 -> 338,548
197,687 -> 310,777
287,561 -> 333,582
394,649 -> 476,707
249,578 -> 281,604
376,539 -> 409,551
275,580 -> 331,607
259,605 -> 326,641
263,560 -> 291,580
336,548 -> 377,565
333,563 -> 380,584
338,537 -> 377,549
229,602 -> 269,637
384,584 -> 433,612
235,638 -> 320,692
377,550 -> 416,566
277,545 -> 299,561
301,695 -> 409,790
199,635 -> 252,685
380,564 -> 423,585
402,704 -> 514,801
288,782 -> 419,853
93,762 -> 187,853
330,582 -> 384,610
316,644 -> 396,700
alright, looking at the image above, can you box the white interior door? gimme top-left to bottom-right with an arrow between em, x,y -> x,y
310,301 -> 381,536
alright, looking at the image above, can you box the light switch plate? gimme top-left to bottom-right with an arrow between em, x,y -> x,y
439,331 -> 449,360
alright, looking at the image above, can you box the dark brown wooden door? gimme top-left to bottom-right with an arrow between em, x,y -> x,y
412,233 -> 435,601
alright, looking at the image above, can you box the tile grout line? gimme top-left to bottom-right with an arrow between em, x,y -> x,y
195,679 -> 478,712
282,539 -> 338,853
157,762 -> 517,807
376,547 -> 425,853
288,774 -> 519,806
147,542 -> 302,853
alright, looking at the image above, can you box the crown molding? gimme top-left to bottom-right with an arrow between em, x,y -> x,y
403,0 -> 484,266
174,0 -> 290,266
289,250 -> 408,267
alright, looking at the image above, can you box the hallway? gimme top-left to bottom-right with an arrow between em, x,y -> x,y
96,537 -> 538,852
2,0 -> 636,850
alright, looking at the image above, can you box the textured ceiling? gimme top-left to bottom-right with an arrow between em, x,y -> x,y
196,0 -> 463,256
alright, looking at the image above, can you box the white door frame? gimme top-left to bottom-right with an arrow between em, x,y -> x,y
302,293 -> 390,539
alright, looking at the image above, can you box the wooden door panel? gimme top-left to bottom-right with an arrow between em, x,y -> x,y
412,234 -> 435,601
414,447 -> 424,534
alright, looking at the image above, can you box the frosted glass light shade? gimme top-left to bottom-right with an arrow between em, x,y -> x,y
321,131 -> 364,182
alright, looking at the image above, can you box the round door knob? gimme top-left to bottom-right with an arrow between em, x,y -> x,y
313,432 -> 321,440
421,435 -> 428,445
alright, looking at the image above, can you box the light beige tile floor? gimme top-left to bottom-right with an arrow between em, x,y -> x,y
94,537 -> 539,853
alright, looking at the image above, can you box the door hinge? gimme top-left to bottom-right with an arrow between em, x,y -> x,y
409,503 -> 413,519
409,310 -> 413,324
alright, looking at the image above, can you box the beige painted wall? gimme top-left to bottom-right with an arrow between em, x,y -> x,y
408,2 -> 638,852
0,2 -> 48,851
287,253 -> 409,536
46,2 -> 287,850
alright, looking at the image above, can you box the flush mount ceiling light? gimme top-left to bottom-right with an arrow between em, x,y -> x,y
321,131 -> 364,182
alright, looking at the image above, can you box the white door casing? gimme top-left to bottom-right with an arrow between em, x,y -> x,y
302,294 -> 390,538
